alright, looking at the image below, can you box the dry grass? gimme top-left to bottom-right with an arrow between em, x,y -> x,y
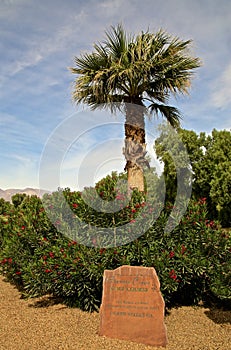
0,275 -> 230,350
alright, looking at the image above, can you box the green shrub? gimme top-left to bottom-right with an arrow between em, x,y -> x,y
0,173 -> 230,311
11,193 -> 27,208
0,195 -> 58,289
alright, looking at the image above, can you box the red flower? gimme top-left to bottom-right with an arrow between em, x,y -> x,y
169,251 -> 175,258
72,203 -> 78,208
8,258 -> 13,263
99,248 -> 106,255
49,252 -> 55,258
116,194 -> 125,200
21,225 -> 25,230
181,245 -> 187,254
45,269 -> 52,273
199,197 -> 206,204
15,271 -> 21,275
131,209 -> 136,213
206,220 -> 215,228
1,258 -> 8,264
169,269 -> 177,280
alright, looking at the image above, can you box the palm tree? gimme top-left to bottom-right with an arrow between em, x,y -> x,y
70,24 -> 201,192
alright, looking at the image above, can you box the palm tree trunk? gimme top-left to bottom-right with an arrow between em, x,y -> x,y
123,103 -> 149,192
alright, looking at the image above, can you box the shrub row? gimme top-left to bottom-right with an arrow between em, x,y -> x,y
0,173 -> 230,311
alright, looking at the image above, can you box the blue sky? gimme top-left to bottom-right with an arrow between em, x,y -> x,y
1,0 -> 231,190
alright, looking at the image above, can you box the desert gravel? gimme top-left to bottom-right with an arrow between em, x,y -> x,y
0,275 -> 230,350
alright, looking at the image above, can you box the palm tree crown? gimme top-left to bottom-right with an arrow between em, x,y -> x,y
71,24 -> 201,191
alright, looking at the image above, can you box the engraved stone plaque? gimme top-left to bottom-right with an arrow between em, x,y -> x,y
99,265 -> 167,347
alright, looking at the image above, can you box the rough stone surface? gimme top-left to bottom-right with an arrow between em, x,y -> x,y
98,265 -> 167,347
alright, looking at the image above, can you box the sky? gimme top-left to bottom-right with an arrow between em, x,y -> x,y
0,0 -> 231,191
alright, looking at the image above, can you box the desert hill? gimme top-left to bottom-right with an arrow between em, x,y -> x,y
0,188 -> 50,202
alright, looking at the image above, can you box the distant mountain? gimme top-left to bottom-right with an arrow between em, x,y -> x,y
0,188 -> 50,202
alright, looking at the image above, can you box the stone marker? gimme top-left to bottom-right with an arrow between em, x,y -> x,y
98,265 -> 167,347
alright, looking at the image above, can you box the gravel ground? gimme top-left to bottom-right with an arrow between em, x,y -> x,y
0,275 -> 230,350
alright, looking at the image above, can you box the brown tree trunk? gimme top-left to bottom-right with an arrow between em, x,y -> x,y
123,103 -> 149,192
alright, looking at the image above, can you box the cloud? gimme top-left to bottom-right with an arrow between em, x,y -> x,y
38,110 -> 126,190
60,138 -> 125,190
1,24 -> 76,85
0,140 -> 40,190
0,160 -> 40,190
0,111 -> 44,145
210,62 -> 231,109
0,1 -> 94,92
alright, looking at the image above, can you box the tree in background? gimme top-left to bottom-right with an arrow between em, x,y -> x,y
194,129 -> 231,226
71,24 -> 200,191
155,128 -> 231,227
11,193 -> 27,208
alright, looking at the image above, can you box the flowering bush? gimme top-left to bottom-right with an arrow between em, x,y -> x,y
0,172 -> 230,311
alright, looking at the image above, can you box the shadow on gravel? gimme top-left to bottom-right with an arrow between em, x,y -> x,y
28,295 -> 66,309
204,308 -> 231,325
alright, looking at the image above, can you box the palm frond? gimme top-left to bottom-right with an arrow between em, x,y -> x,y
103,24 -> 130,59
149,102 -> 182,128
